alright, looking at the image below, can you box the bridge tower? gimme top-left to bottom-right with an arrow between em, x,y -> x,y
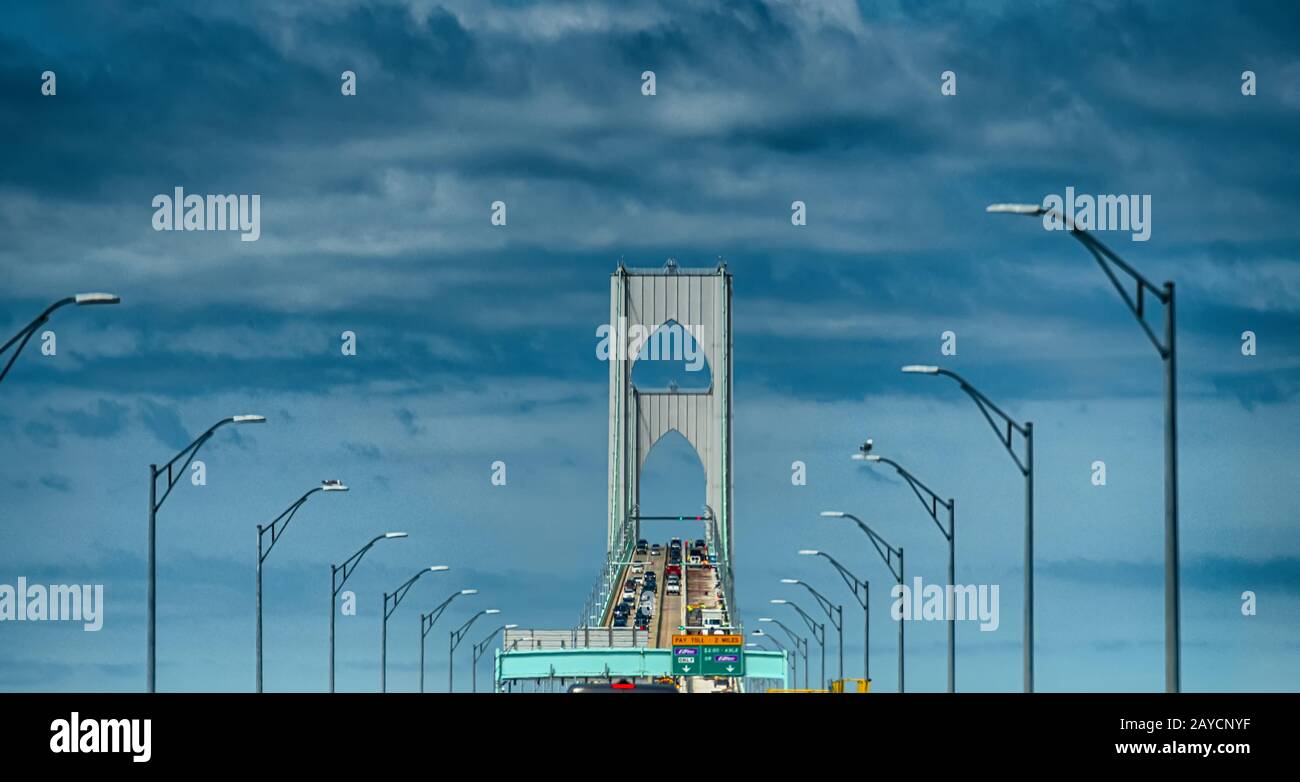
601,260 -> 734,622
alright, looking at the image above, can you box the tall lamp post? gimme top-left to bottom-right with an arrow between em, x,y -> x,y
420,588 -> 478,693
449,609 -> 499,692
472,623 -> 517,693
330,532 -> 407,692
147,413 -> 266,693
799,549 -> 870,681
988,201 -> 1180,692
1,293 -> 120,386
749,631 -> 794,687
780,579 -> 843,683
770,599 -> 826,689
821,511 -> 904,692
758,618 -> 808,689
853,443 -> 956,693
382,565 -> 450,692
257,479 -> 348,693
900,365 -> 1033,692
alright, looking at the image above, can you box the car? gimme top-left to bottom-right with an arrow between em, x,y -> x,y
694,538 -> 705,549
566,680 -> 677,693
666,564 -> 681,576
670,538 -> 682,549
650,544 -> 662,555
666,583 -> 681,595
612,616 -> 628,627
631,562 -> 644,573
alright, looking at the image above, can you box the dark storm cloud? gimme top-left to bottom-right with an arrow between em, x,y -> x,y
137,399 -> 192,450
45,398 -> 130,438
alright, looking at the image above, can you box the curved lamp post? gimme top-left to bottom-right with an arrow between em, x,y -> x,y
987,201 -> 1179,692
420,588 -> 477,693
799,549 -> 870,681
821,511 -> 904,692
1,293 -> 120,386
472,623 -> 517,692
330,532 -> 406,692
854,445 -> 956,692
758,618 -> 808,689
147,413 -> 265,692
780,579 -> 843,683
900,365 -> 1033,691
449,609 -> 499,692
750,630 -> 794,687
257,479 -> 348,692
770,598 -> 826,689
382,565 -> 450,692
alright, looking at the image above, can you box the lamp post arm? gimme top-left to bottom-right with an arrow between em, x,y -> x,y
770,619 -> 801,650
795,583 -> 841,631
153,418 -> 243,512
842,514 -> 903,582
422,591 -> 463,638
786,602 -> 825,644
386,570 -> 431,620
871,456 -> 952,540
0,297 -> 73,357
334,535 -> 386,595
1059,217 -> 1170,356
259,489 -> 320,563
473,626 -> 506,666
451,611 -> 486,653
933,370 -> 1030,475
818,553 -> 869,610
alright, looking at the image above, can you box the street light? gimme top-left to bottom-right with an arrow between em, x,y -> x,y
750,630 -> 795,686
419,588 -> 477,693
770,598 -> 826,689
800,549 -> 871,682
821,510 -> 905,692
900,365 -> 1034,692
988,201 -> 1180,692
382,566 -> 450,692
472,623 -> 518,693
329,532 -> 406,692
1,293 -> 120,386
146,413 -> 265,693
854,445 -> 957,692
758,618 -> 809,689
256,480 -> 348,693
449,609 -> 499,692
781,579 -> 843,683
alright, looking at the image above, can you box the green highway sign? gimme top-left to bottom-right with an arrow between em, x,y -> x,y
671,643 -> 744,676
702,646 -> 744,676
671,646 -> 699,675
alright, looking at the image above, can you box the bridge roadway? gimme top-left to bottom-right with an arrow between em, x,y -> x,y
600,540 -> 687,647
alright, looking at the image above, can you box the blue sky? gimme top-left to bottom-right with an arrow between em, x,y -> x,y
1,0 -> 1298,692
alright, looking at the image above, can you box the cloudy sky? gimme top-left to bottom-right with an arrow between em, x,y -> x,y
1,0 -> 1297,692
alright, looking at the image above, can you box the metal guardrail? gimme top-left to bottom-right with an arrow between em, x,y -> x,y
505,627 -> 651,650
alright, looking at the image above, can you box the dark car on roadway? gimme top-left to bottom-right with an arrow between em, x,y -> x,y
567,680 -> 677,693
